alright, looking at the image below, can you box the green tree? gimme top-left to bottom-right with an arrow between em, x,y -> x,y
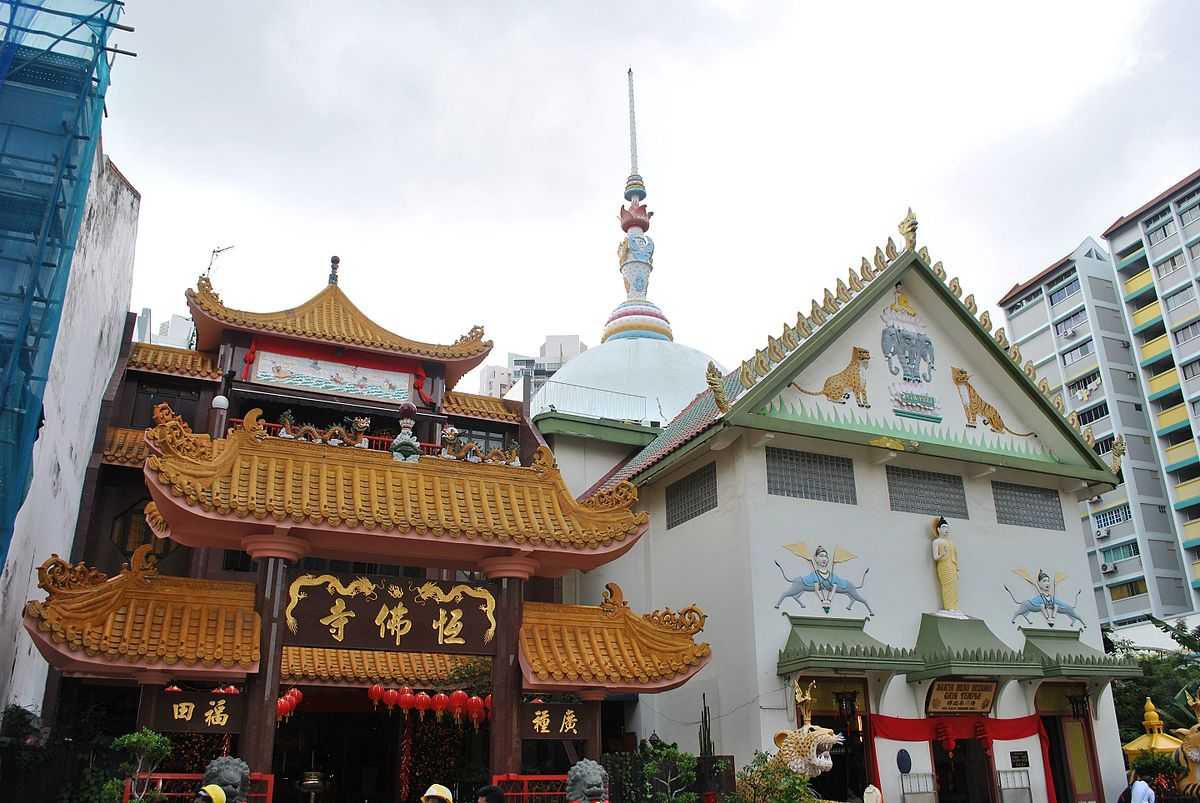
728,750 -> 814,803
1113,652 -> 1200,742
111,728 -> 172,801
641,736 -> 699,803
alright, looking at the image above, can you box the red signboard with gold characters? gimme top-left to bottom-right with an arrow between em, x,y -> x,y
282,573 -> 498,656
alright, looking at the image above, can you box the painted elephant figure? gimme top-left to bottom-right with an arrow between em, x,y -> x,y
880,325 -> 934,383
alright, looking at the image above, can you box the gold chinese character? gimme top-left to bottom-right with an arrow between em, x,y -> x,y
319,598 -> 355,642
374,599 -> 413,646
432,607 -> 465,645
172,702 -> 196,721
560,709 -> 579,735
204,699 -> 229,727
532,709 -> 551,734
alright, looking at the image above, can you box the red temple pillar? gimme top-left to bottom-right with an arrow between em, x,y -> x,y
240,530 -> 308,774
481,555 -> 539,775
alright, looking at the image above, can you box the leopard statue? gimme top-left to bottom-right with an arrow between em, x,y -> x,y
791,347 -> 871,408
197,756 -> 251,803
565,758 -> 609,803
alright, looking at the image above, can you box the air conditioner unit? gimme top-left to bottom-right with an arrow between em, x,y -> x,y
1089,495 -> 1103,504
1127,372 -> 1137,381
1063,328 -> 1076,338
1096,528 -> 1111,539
1121,340 -> 1131,349
1100,562 -> 1117,574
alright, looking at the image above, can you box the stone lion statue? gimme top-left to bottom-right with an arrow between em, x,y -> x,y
565,758 -> 609,802
200,756 -> 251,803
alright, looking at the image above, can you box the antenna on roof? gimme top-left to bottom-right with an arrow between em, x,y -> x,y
627,67 -> 639,175
205,245 -> 235,278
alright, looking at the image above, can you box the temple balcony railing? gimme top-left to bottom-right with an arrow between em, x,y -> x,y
530,380 -> 648,424
228,418 -> 439,454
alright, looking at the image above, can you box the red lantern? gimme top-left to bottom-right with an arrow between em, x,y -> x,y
449,690 -> 468,724
431,692 -> 449,722
223,685 -> 240,695
212,686 -> 226,694
287,687 -> 303,705
398,687 -> 415,718
276,697 -> 291,720
467,695 -> 485,731
164,685 -> 182,693
383,688 -> 400,712
368,684 -> 385,709
414,691 -> 431,720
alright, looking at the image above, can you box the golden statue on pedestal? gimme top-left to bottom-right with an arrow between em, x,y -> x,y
930,516 -> 960,612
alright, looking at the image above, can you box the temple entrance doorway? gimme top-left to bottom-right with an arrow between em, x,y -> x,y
1037,684 -> 1102,803
271,687 -> 488,803
932,739 -> 995,803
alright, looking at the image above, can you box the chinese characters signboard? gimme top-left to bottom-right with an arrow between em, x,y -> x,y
283,574 -> 498,656
152,690 -> 244,734
520,703 -> 594,741
926,680 -> 998,714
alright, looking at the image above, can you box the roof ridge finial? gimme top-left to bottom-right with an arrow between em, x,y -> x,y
628,67 -> 639,177
328,255 -> 340,285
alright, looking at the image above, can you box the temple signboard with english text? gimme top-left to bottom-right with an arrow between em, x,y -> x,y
926,680 -> 998,715
152,690 -> 244,734
282,573 -> 498,656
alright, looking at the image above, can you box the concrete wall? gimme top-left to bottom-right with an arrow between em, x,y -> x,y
0,154 -> 139,711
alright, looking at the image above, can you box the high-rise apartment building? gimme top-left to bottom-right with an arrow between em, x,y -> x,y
478,335 -> 588,397
1000,237 -> 1190,628
1103,168 -> 1200,615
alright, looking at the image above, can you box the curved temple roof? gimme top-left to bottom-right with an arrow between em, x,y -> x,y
23,545 -> 260,678
187,275 -> 492,386
143,405 -> 648,575
127,342 -> 222,380
520,583 -> 710,694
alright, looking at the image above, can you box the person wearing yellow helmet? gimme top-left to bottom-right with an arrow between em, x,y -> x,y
194,784 -> 227,803
422,783 -> 454,803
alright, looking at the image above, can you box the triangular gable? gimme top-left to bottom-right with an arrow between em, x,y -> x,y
609,214 -> 1116,491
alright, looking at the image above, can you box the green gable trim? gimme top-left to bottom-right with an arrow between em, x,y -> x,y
909,613 -> 1042,681
723,251 -> 1111,481
1165,455 -> 1199,473
532,411 -> 658,447
1133,316 -> 1165,335
1149,383 -> 1182,402
1020,627 -> 1141,679
776,614 -> 922,675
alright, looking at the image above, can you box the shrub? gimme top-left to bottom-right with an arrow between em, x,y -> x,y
111,728 -> 171,801
728,751 -> 814,803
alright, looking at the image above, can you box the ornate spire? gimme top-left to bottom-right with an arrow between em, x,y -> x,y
603,69 -> 672,343
328,255 -> 340,285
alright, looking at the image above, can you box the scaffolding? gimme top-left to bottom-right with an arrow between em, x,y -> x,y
0,1 -> 132,567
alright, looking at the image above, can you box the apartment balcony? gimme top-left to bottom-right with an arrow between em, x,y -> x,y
1132,300 -> 1164,331
1157,402 -> 1190,435
1118,246 -> 1147,270
1148,367 -> 1182,400
1192,560 -> 1200,588
1165,439 -> 1199,471
1123,268 -> 1154,299
1175,476 -> 1200,510
1183,518 -> 1200,548
1140,333 -> 1171,365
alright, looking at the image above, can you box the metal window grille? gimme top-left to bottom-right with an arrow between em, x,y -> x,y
766,447 -> 857,505
886,465 -> 968,518
900,772 -> 937,803
998,769 -> 1032,803
992,481 -> 1065,530
1076,401 -> 1109,426
1101,541 -> 1140,563
1061,339 -> 1093,365
666,462 -> 717,529
1094,503 -> 1131,529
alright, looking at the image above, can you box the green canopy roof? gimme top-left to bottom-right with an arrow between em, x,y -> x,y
1021,627 -> 1142,679
911,613 -> 1042,681
776,614 -> 923,675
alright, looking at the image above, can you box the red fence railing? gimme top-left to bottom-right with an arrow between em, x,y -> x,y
492,774 -> 567,802
122,772 -> 274,802
229,418 -> 438,454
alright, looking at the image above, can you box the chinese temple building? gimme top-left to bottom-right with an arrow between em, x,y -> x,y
20,263 -> 712,801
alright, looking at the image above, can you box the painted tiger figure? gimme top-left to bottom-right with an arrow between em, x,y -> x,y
950,366 -> 1034,437
791,347 -> 871,408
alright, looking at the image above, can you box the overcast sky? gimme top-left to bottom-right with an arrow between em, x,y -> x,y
102,1 -> 1199,389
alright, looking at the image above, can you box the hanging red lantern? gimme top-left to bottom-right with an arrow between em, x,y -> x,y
467,695 -> 485,731
383,688 -> 401,712
431,692 -> 450,722
287,688 -> 303,705
368,684 -> 385,709
398,687 -> 415,718
212,686 -> 226,694
276,697 -> 290,720
164,684 -> 182,693
223,685 -> 240,695
449,690 -> 468,724
414,691 -> 431,720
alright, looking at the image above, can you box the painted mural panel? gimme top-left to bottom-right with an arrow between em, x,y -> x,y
761,281 -> 1061,465
253,349 -> 412,403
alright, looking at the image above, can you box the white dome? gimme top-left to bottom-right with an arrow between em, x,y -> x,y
532,337 -> 718,426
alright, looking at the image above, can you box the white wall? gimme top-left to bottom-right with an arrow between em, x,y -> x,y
0,154 -> 139,712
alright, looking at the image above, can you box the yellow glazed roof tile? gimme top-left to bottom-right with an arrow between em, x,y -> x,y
187,275 -> 491,362
23,545 -> 259,670
127,342 -> 222,380
281,647 -> 489,688
520,583 -> 710,693
102,427 -> 150,467
442,391 -> 523,424
143,406 -> 647,551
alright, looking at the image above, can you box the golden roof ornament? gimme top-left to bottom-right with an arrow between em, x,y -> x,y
707,362 -> 731,413
793,678 -> 817,727
899,208 -> 918,253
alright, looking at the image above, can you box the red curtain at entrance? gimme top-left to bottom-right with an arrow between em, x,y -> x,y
242,335 -> 434,403
868,714 -> 1056,803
